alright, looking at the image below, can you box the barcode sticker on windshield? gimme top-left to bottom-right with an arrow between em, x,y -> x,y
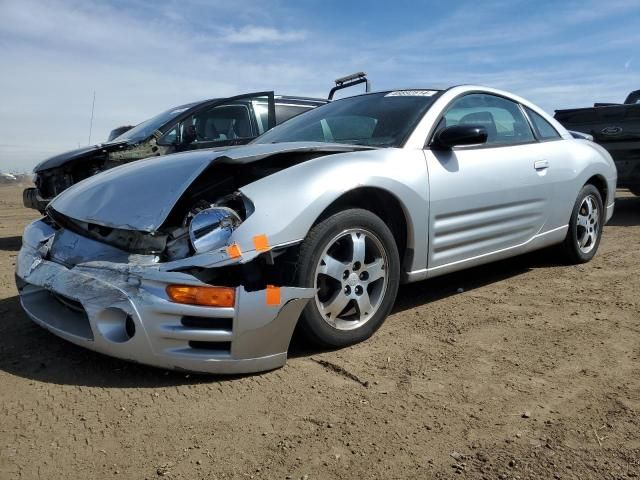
385,90 -> 437,97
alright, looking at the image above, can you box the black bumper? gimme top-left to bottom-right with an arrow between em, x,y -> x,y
23,187 -> 50,212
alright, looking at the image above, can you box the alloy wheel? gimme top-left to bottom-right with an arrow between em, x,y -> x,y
576,194 -> 600,254
313,228 -> 388,330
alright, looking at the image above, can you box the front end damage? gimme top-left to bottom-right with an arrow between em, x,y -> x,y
15,144 -> 362,373
16,217 -> 313,374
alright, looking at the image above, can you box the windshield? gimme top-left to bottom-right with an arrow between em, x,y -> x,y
108,103 -> 198,144
253,90 -> 440,147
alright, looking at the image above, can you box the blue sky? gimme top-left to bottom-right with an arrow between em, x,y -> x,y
0,0 -> 638,171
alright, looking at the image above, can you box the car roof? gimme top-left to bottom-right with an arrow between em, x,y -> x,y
328,88 -> 445,101
176,95 -> 328,110
275,96 -> 329,106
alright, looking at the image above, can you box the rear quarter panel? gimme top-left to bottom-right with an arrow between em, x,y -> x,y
548,138 -> 616,229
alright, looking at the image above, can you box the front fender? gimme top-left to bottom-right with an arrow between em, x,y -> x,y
231,148 -> 430,273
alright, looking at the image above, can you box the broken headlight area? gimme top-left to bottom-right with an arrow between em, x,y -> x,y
41,147 -> 338,263
163,192 -> 253,261
47,190 -> 253,262
47,207 -> 168,255
35,171 -> 74,198
188,206 -> 241,253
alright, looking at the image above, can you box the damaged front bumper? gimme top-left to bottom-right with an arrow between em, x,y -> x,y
15,219 -> 313,374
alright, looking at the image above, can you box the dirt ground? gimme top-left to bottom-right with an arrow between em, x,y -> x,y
0,182 -> 638,480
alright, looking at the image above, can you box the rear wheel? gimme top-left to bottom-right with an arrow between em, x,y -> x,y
560,184 -> 603,264
294,209 -> 400,348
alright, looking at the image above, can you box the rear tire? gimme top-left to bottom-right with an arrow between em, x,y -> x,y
294,209 -> 400,348
560,184 -> 604,264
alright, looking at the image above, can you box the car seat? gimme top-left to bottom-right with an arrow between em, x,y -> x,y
204,118 -> 221,141
231,114 -> 252,138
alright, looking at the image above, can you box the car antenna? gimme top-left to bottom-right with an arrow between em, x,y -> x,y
328,72 -> 370,100
87,90 -> 96,145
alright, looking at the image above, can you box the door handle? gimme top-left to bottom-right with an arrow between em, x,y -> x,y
534,160 -> 549,170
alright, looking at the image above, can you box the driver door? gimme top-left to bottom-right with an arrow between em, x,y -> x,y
158,92 -> 275,152
425,93 -> 553,272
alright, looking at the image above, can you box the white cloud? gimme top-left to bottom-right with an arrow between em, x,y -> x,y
219,25 -> 307,44
0,0 -> 638,173
0,0 -> 326,172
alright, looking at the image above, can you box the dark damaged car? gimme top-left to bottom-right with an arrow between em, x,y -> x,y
24,92 -> 327,211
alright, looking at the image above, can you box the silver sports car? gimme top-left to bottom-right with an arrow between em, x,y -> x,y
16,86 -> 617,374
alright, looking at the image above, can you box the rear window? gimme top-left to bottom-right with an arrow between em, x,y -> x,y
525,107 -> 561,140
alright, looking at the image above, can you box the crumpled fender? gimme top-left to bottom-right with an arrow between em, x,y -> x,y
206,147 -> 429,272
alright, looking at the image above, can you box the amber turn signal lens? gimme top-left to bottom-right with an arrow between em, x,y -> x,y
166,285 -> 236,307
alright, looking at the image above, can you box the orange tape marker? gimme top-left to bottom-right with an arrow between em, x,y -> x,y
265,285 -> 281,306
226,243 -> 242,259
253,234 -> 270,252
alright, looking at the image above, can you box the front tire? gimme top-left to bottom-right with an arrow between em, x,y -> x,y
560,184 -> 604,264
294,209 -> 400,348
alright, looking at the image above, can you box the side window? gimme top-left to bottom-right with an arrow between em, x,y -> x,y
275,105 -> 311,124
192,104 -> 253,142
524,107 -> 561,140
438,93 -> 535,146
160,103 -> 254,146
161,128 -> 178,145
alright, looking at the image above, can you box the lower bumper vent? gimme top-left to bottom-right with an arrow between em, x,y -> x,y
188,341 -> 231,352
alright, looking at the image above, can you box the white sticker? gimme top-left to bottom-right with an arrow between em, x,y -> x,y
169,107 -> 190,114
385,90 -> 437,97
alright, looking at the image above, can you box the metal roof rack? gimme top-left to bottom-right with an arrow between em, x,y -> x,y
328,72 -> 371,100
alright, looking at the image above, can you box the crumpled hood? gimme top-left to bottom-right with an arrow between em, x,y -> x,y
49,142 -> 362,232
33,141 -> 129,173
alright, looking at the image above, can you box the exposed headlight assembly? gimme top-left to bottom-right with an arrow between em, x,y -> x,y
188,207 -> 242,254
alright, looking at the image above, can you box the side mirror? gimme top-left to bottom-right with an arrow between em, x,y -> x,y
432,124 -> 488,149
107,125 -> 134,142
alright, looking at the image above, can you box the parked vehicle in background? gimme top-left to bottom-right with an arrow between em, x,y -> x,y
555,90 -> 640,194
0,173 -> 18,184
16,85 -> 616,374
23,92 -> 327,211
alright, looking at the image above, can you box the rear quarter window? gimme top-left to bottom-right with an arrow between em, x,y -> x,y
525,107 -> 561,140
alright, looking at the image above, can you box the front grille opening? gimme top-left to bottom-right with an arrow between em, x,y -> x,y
181,316 -> 233,331
188,341 -> 231,352
51,292 -> 85,313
